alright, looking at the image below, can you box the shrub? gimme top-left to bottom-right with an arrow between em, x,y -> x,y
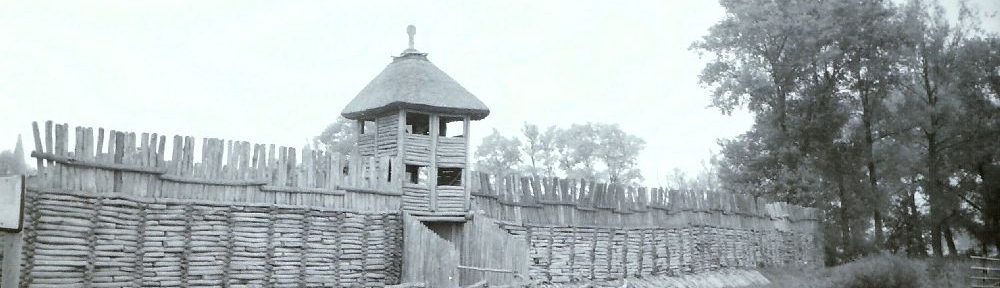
760,253 -> 970,288
828,253 -> 929,288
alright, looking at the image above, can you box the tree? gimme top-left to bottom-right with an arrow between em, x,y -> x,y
696,0 -> 903,262
950,35 -> 1000,254
550,123 -> 645,184
521,123 -> 560,177
835,0 -> 909,248
593,123 -> 645,185
554,124 -> 603,180
698,0 -> 999,262
896,0 -> 972,256
314,116 -> 356,155
474,129 -> 522,177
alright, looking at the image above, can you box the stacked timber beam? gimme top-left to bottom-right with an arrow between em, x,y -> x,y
16,188 -> 402,287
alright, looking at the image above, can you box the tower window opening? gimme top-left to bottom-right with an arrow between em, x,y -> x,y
439,116 -> 464,137
405,164 -> 428,185
406,112 -> 430,135
437,167 -> 463,186
359,120 -> 376,134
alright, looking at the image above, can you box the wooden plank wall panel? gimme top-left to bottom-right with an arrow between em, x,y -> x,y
458,215 -> 528,286
376,114 -> 399,157
358,134 -> 376,157
435,137 -> 465,168
403,134 -> 431,166
402,214 -> 458,288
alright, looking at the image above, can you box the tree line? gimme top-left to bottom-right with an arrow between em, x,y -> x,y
311,118 -> 648,185
693,0 -> 999,263
473,123 -> 646,185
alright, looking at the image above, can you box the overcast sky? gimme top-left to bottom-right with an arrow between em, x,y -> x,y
1,1 -> 997,186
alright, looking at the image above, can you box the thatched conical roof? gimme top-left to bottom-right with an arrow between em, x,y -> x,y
341,26 -> 490,120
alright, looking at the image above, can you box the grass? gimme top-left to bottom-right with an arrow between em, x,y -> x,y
756,253 -> 974,288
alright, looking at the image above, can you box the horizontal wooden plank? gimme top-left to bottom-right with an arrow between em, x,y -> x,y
337,185 -> 403,196
457,265 -> 514,274
159,174 -> 267,186
259,185 -> 345,196
972,266 -> 1000,271
31,151 -> 167,174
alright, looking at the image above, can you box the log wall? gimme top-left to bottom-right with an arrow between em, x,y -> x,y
468,172 -> 823,283
436,137 -> 465,168
376,113 -> 399,157
495,224 -> 819,283
358,113 -> 401,158
15,188 -> 403,287
403,134 -> 431,166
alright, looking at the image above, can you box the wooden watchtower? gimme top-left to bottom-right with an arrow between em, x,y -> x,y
341,25 -> 489,220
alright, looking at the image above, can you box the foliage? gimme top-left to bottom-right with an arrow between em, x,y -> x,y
475,122 -> 646,185
760,253 -> 972,288
520,123 -> 560,177
663,155 -> 722,192
313,116 -> 356,155
312,116 -> 648,184
474,128 -> 523,177
695,0 -> 1000,263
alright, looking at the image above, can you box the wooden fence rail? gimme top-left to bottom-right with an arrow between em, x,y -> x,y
972,255 -> 1000,288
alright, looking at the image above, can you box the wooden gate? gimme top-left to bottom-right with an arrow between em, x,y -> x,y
403,214 -> 460,287
459,215 -> 529,286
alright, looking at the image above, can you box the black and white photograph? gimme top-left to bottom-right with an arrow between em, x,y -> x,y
0,1 -> 998,287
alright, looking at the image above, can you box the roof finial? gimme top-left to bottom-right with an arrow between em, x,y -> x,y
407,25 -> 416,50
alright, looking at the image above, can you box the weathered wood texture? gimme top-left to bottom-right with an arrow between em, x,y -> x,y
468,172 -> 822,284
436,137 -> 466,168
28,121 -> 401,211
403,134 -> 431,166
14,121 -> 824,287
15,188 -> 403,288
459,214 -> 529,286
356,112 -> 401,158
402,214 -> 458,288
492,223 -> 820,284
469,172 -> 820,228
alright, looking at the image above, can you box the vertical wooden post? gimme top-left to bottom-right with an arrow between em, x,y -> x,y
113,132 -> 125,192
397,110 -> 407,188
1,232 -> 21,288
373,117 -> 380,157
351,120 -> 363,186
1,176 -> 24,288
429,114 -> 439,212
31,122 -> 43,172
462,116 -> 471,211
